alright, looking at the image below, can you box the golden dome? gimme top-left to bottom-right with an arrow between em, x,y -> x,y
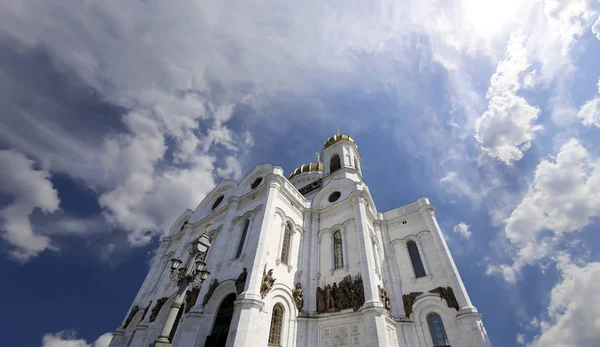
323,134 -> 356,149
288,162 -> 323,180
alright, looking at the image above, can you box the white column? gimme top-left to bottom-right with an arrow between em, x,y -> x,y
154,277 -> 189,347
308,210 -> 319,314
352,194 -> 382,307
418,197 -> 476,312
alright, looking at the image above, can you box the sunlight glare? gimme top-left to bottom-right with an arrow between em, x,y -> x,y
463,0 -> 525,38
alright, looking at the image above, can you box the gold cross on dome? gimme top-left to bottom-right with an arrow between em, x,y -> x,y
335,125 -> 341,135
316,152 -> 321,162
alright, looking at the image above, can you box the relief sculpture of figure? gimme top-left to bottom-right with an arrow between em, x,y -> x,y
402,292 -> 422,317
338,276 -> 352,310
325,284 -> 335,312
378,285 -> 392,312
331,283 -> 340,311
382,287 -> 392,312
122,305 -> 140,329
149,297 -> 168,322
202,278 -> 219,307
352,275 -> 365,311
316,287 -> 326,313
260,265 -> 276,299
429,286 -> 459,311
292,283 -> 304,309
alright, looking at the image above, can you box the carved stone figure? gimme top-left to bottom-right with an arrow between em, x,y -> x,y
352,275 -> 365,311
202,278 -> 219,307
314,273 -> 365,314
235,268 -> 248,294
402,292 -> 422,317
384,290 -> 392,311
122,305 -> 140,328
325,284 -> 335,312
185,288 -> 200,313
316,287 -> 326,313
338,276 -> 352,309
331,283 -> 341,310
149,297 -> 168,322
378,286 -> 391,312
260,266 -> 276,299
293,283 -> 304,309
429,286 -> 459,311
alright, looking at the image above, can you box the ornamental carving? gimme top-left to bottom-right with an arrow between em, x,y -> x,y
149,297 -> 168,322
292,283 -> 304,309
235,267 -> 247,294
260,265 -> 276,299
402,292 -> 422,317
122,305 -> 140,328
202,278 -> 219,307
378,285 -> 392,312
316,274 -> 365,313
429,286 -> 459,311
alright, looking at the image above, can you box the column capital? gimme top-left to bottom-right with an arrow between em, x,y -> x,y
350,191 -> 366,206
418,204 -> 435,215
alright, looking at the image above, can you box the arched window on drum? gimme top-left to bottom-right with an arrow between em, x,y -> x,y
427,313 -> 450,347
407,240 -> 426,278
280,224 -> 292,265
333,231 -> 344,270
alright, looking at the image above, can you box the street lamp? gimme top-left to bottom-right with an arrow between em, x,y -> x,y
154,221 -> 213,347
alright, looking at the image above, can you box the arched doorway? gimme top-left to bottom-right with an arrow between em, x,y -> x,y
205,293 -> 236,347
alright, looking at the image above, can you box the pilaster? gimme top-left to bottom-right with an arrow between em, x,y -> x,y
418,197 -> 476,313
351,193 -> 383,308
227,175 -> 282,346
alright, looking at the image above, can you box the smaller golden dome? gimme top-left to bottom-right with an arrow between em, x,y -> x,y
323,134 -> 356,149
288,162 -> 323,180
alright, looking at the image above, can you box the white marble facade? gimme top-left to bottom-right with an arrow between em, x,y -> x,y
109,134 -> 491,347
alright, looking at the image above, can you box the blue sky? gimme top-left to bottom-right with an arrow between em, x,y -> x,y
1,1 -> 600,346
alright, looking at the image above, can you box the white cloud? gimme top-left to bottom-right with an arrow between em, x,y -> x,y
489,139 -> 600,282
517,333 -> 525,345
216,156 -> 244,180
576,77 -> 600,128
577,98 -> 600,127
529,259 -> 600,346
593,15 -> 600,40
453,222 -> 472,239
42,331 -> 111,347
475,32 -> 542,164
0,0 -> 421,249
0,150 -> 60,261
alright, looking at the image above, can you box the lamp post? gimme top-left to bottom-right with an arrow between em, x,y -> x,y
154,221 -> 213,347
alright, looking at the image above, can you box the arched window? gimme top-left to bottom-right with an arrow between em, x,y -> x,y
250,177 -> 262,189
407,241 -> 426,278
268,303 -> 284,346
427,313 -> 450,346
280,224 -> 292,265
330,154 -> 341,173
236,219 -> 250,258
333,231 -> 344,270
212,195 -> 224,210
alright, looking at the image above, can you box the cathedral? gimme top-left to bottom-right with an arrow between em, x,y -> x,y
108,132 -> 491,347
